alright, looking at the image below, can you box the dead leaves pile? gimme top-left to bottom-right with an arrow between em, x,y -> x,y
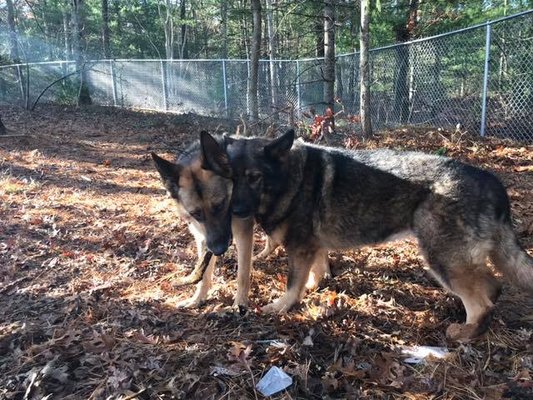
0,105 -> 532,399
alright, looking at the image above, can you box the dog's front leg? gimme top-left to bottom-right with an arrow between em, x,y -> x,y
176,254 -> 217,308
262,247 -> 316,314
188,220 -> 207,260
232,217 -> 254,307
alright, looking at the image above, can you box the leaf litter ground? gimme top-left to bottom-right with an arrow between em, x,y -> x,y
0,105 -> 532,400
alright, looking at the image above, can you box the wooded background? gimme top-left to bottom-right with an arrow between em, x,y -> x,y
1,1 -> 533,141
2,1 -> 531,63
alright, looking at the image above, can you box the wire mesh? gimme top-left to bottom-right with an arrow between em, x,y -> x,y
0,11 -> 532,141
486,13 -> 533,141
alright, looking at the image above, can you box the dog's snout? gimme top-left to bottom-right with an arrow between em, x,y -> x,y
232,205 -> 253,218
208,236 -> 231,256
209,242 -> 228,256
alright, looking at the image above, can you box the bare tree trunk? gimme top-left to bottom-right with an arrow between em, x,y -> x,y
393,0 -> 418,124
180,0 -> 188,59
221,1 -> 228,58
6,0 -> 19,62
41,0 -> 54,60
336,63 -> 343,101
315,12 -> 324,57
359,0 -> 372,137
248,0 -> 261,125
498,0 -> 508,88
394,43 -> 409,123
72,0 -> 92,105
0,116 -> 7,135
266,0 -> 278,119
7,0 -> 28,108
240,0 -> 250,59
114,0 -> 123,38
323,1 -> 335,111
63,9 -> 72,59
159,0 -> 174,59
102,0 -> 111,58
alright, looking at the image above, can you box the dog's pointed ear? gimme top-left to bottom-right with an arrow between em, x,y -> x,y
151,152 -> 181,197
200,131 -> 232,178
264,129 -> 294,159
151,152 -> 181,180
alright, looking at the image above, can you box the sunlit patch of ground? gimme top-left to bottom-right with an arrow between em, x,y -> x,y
0,104 -> 532,399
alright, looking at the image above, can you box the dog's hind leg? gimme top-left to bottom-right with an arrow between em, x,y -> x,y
415,216 -> 501,341
306,249 -> 331,290
443,265 -> 501,342
262,246 -> 317,313
253,235 -> 279,261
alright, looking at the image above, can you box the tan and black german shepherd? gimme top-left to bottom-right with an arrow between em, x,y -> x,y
201,129 -> 533,341
151,133 -> 254,308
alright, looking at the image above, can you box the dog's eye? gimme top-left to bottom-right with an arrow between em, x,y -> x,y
247,172 -> 262,185
189,209 -> 204,222
212,202 -> 225,215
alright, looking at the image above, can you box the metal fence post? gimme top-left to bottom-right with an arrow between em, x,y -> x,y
110,60 -> 118,106
296,60 -> 301,118
160,60 -> 168,111
222,60 -> 229,117
246,60 -> 251,117
480,23 -> 492,137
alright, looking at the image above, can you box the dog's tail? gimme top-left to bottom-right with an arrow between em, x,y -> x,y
490,223 -> 533,292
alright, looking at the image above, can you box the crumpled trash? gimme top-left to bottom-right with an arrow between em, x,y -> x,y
256,366 -> 293,397
401,345 -> 449,364
210,366 -> 241,377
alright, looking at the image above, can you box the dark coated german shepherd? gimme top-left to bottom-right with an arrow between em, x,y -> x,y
201,129 -> 533,341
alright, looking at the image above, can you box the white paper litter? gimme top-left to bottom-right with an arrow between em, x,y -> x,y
401,345 -> 449,364
256,366 -> 293,397
302,335 -> 314,346
302,328 -> 315,347
210,366 -> 242,377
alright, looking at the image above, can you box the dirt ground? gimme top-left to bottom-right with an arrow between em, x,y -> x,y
0,104 -> 532,400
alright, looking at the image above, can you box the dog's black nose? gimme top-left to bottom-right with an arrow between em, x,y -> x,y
232,206 -> 253,218
209,242 -> 229,256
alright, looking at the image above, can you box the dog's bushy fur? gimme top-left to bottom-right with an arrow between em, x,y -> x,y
203,130 -> 533,341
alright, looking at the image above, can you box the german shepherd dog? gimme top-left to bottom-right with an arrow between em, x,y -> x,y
151,133 -> 254,308
201,129 -> 533,341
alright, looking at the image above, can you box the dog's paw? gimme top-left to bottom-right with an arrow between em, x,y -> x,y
175,297 -> 205,309
261,303 -> 281,314
233,294 -> 249,309
232,301 -> 249,312
305,272 -> 320,290
227,303 -> 249,316
446,323 -> 483,342
446,307 -> 494,342
232,295 -> 249,316
261,300 -> 292,314
305,269 -> 331,290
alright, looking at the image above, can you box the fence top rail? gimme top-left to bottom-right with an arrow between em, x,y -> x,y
109,58 -> 296,63
0,8 -> 531,69
0,60 -> 76,70
0,58 -> 297,69
371,8 -> 533,51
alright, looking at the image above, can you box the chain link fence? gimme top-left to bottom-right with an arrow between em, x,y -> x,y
1,10 -> 532,142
